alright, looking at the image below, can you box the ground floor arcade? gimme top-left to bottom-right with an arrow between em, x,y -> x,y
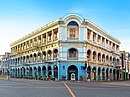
10,62 -> 121,81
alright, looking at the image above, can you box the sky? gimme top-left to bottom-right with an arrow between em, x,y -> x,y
0,0 -> 130,55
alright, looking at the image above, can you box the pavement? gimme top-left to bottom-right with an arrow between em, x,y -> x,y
1,78 -> 130,97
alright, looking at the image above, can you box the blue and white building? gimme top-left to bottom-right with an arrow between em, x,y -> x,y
10,14 -> 121,81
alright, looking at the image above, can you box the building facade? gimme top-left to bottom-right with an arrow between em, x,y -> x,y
120,51 -> 130,80
0,52 -> 10,75
10,14 -> 121,81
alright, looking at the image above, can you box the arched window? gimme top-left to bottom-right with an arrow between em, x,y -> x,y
67,21 -> 79,39
67,48 -> 78,60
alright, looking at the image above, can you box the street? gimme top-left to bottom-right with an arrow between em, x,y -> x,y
0,79 -> 130,97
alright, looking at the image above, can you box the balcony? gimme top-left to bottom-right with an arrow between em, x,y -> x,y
33,42 -> 41,47
67,37 -> 78,41
87,39 -> 92,43
67,57 -> 78,60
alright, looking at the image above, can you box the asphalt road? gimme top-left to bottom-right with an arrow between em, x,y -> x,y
0,78 -> 130,97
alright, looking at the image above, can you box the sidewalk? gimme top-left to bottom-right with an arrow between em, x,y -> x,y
1,77 -> 130,87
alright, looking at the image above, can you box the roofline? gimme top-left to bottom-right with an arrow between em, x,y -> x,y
85,19 -> 121,44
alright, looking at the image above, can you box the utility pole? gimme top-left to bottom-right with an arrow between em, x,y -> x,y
7,59 -> 10,80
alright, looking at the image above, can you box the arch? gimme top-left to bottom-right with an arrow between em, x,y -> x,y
38,66 -> 41,77
68,21 -> 79,26
42,51 -> 46,61
30,67 -> 32,76
110,56 -> 112,65
21,67 -> 25,76
117,58 -> 120,65
117,69 -> 120,80
106,55 -> 109,64
48,66 -> 52,77
53,65 -> 58,78
98,67 -> 101,80
106,68 -> 109,80
67,20 -> 79,39
102,54 -> 105,63
15,68 -> 17,76
26,55 -> 29,63
113,69 -> 116,80
93,51 -> 96,62
42,66 -> 46,77
113,57 -> 116,65
23,56 -> 26,63
53,49 -> 58,59
92,67 -> 96,80
63,14 -> 84,25
34,67 -> 37,77
68,65 -> 78,80
110,69 -> 112,80
67,48 -> 78,60
34,53 -> 37,62
87,66 -> 91,80
87,49 -> 91,60
47,50 -> 52,60
102,68 -> 105,80
26,67 -> 29,76
18,68 -> 20,75
18,57 -> 20,64
98,53 -> 101,63
29,54 -> 32,63
37,52 -> 41,62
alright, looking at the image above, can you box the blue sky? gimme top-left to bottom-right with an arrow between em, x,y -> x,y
0,0 -> 130,54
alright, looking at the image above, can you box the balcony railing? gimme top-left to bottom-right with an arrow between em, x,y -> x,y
67,37 -> 79,40
67,57 -> 78,60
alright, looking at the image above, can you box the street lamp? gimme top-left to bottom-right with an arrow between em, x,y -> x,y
7,59 -> 10,80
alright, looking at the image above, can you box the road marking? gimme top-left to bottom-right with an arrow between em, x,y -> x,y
63,81 -> 76,97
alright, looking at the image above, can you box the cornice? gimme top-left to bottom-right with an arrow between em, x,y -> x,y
85,20 -> 121,44
10,18 -> 62,47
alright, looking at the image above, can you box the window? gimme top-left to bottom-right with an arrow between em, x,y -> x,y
69,49 -> 76,57
68,48 -> 78,58
67,21 -> 79,39
69,28 -> 76,38
67,48 -> 78,60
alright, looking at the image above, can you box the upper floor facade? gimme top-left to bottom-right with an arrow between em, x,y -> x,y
10,14 -> 121,67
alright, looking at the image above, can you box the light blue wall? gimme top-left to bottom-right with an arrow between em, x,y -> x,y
79,27 -> 86,41
58,61 -> 85,80
61,27 -> 67,41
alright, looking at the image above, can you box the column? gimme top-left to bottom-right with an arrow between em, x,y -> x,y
41,52 -> 43,62
58,26 -> 62,40
52,30 -> 54,42
91,50 -> 93,62
108,40 -> 110,49
86,28 -> 88,41
100,37 -> 102,45
46,32 -> 48,44
100,53 -> 102,64
100,68 -> 102,80
91,31 -> 93,41
52,66 -> 54,78
95,34 -> 98,43
104,69 -> 106,80
52,50 -> 53,60
96,52 -> 98,63
104,38 -> 106,48
111,69 -> 114,80
41,34 -> 43,44
96,68 -> 98,81
90,68 -> 92,80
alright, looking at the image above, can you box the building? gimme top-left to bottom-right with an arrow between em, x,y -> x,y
120,51 -> 130,80
0,55 -> 4,75
0,52 -> 10,75
10,14 -> 121,81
